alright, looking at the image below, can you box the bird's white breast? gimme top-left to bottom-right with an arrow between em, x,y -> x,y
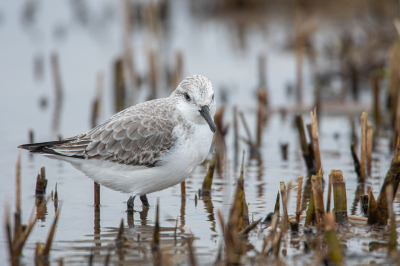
56,122 -> 213,195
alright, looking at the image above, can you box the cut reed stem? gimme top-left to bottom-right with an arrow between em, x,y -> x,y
332,170 -> 348,224
323,213 -> 343,263
360,112 -> 367,183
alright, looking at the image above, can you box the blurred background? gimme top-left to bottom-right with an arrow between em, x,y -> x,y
1,0 -> 400,265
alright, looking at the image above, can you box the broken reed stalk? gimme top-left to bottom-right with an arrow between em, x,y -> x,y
148,50 -> 157,100
214,106 -> 228,172
295,16 -> 304,104
326,172 -> 332,212
256,88 -> 268,147
50,53 -> 63,133
323,212 -> 343,263
29,129 -> 34,144
367,188 -> 379,225
54,183 -> 58,212
371,75 -> 381,127
367,124 -> 374,176
233,106 -> 239,167
305,192 -> 315,226
389,40 -> 400,130
35,167 -> 47,195
43,207 -> 61,256
269,213 -> 281,257
350,142 -> 362,182
375,133 -> 400,226
14,153 -> 22,246
94,182 -> 100,207
152,199 -> 161,265
295,115 -> 314,173
310,107 -> 321,172
181,181 -> 186,196
280,182 -> 289,231
238,219 -> 262,236
238,151 -> 249,229
239,111 -> 254,145
121,0 -> 137,89
224,151 -> 247,264
13,195 -> 51,256
201,152 -> 216,195
274,191 -> 280,216
91,72 -> 104,128
296,176 -> 303,223
114,58 -> 125,113
5,205 -> 15,266
311,172 -> 324,224
386,185 -> 397,253
360,194 -> 369,217
172,51 -> 183,89
115,218 -> 125,248
360,112 -> 367,182
187,235 -> 197,266
332,170 -> 348,224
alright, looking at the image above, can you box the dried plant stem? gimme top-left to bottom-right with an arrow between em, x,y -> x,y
386,185 -> 397,253
274,191 -> 280,215
148,50 -> 157,100
350,142 -> 362,182
238,219 -> 262,236
233,106 -> 239,167
121,0 -> 137,89
43,207 -> 61,255
94,182 -> 100,207
280,182 -> 289,231
376,133 -> 400,225
326,172 -> 332,212
296,176 -> 303,223
305,193 -> 315,227
152,199 -> 161,265
332,170 -> 348,224
371,75 -> 380,126
360,112 -> 367,182
295,16 -> 304,104
13,195 -> 50,255
367,188 -> 379,225
91,72 -> 104,128
311,172 -> 324,224
323,213 -> 343,263
295,115 -> 315,173
51,54 -> 63,133
13,153 -> 22,246
366,124 -> 374,176
114,59 -> 125,112
202,152 -> 216,192
181,181 -> 186,196
310,107 -> 321,172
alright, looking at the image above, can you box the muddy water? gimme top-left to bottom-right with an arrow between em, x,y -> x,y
0,0 -> 397,265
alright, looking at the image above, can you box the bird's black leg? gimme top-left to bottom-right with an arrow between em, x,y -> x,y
127,196 -> 135,213
140,194 -> 150,208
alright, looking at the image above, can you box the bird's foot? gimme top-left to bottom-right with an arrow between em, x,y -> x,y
140,194 -> 150,208
127,196 -> 135,213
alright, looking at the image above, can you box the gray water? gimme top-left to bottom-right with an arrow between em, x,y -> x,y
0,0 -> 397,265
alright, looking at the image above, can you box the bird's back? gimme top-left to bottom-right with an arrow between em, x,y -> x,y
19,97 -> 180,168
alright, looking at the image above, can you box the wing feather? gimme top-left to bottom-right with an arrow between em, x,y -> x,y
21,99 -> 179,168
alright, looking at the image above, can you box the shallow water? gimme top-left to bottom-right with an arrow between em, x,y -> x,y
0,0 -> 398,265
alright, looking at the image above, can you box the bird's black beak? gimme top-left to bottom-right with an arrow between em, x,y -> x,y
199,106 -> 216,133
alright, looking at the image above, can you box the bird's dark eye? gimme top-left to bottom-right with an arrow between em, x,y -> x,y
212,94 -> 214,100
184,92 -> 191,101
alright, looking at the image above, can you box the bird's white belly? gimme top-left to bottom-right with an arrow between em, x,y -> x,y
55,123 -> 213,195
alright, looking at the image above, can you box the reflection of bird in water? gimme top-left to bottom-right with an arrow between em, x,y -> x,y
19,75 -> 216,208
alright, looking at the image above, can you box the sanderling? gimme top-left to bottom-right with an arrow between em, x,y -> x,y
19,74 -> 216,208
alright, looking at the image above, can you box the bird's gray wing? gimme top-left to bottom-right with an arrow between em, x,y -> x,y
49,106 -> 178,167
